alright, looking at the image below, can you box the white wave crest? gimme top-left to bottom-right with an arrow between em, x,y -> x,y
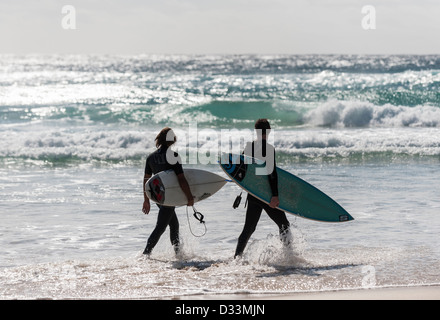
305,101 -> 440,128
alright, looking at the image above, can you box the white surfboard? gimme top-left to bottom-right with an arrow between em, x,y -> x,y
145,169 -> 227,206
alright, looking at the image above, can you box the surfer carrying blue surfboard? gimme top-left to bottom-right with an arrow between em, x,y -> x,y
142,127 -> 194,256
235,119 -> 292,258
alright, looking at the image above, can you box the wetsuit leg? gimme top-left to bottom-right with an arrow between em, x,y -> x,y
263,203 -> 292,246
143,205 -> 179,255
168,209 -> 180,254
234,196 -> 263,257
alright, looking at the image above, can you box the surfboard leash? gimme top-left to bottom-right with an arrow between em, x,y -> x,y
186,205 -> 207,237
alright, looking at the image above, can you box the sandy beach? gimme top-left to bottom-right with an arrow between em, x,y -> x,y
180,285 -> 440,300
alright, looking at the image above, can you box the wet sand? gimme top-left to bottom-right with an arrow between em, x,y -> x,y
179,285 -> 440,300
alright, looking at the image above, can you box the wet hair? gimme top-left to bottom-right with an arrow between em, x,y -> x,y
255,118 -> 271,135
155,127 -> 176,148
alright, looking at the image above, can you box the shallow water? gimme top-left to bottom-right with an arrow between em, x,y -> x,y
1,161 -> 439,299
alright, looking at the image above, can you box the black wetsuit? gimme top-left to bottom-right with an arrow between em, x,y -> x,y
234,141 -> 291,257
143,146 -> 183,255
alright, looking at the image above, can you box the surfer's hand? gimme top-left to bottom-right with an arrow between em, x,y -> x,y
142,200 -> 150,214
269,196 -> 279,208
187,197 -> 194,207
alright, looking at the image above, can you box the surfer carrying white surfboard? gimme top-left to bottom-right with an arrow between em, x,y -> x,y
234,119 -> 292,258
142,127 -> 194,256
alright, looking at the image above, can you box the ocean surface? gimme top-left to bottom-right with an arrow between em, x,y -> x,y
0,54 -> 439,299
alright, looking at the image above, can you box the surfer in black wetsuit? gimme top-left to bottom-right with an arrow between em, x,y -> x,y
234,119 -> 292,258
142,127 -> 194,256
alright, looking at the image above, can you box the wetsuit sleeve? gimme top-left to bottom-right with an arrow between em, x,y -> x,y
268,149 -> 278,197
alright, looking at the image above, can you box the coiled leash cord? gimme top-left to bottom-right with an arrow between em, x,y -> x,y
186,205 -> 207,237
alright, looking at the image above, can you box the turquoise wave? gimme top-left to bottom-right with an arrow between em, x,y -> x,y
1,54 -> 439,128
2,99 -> 440,129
